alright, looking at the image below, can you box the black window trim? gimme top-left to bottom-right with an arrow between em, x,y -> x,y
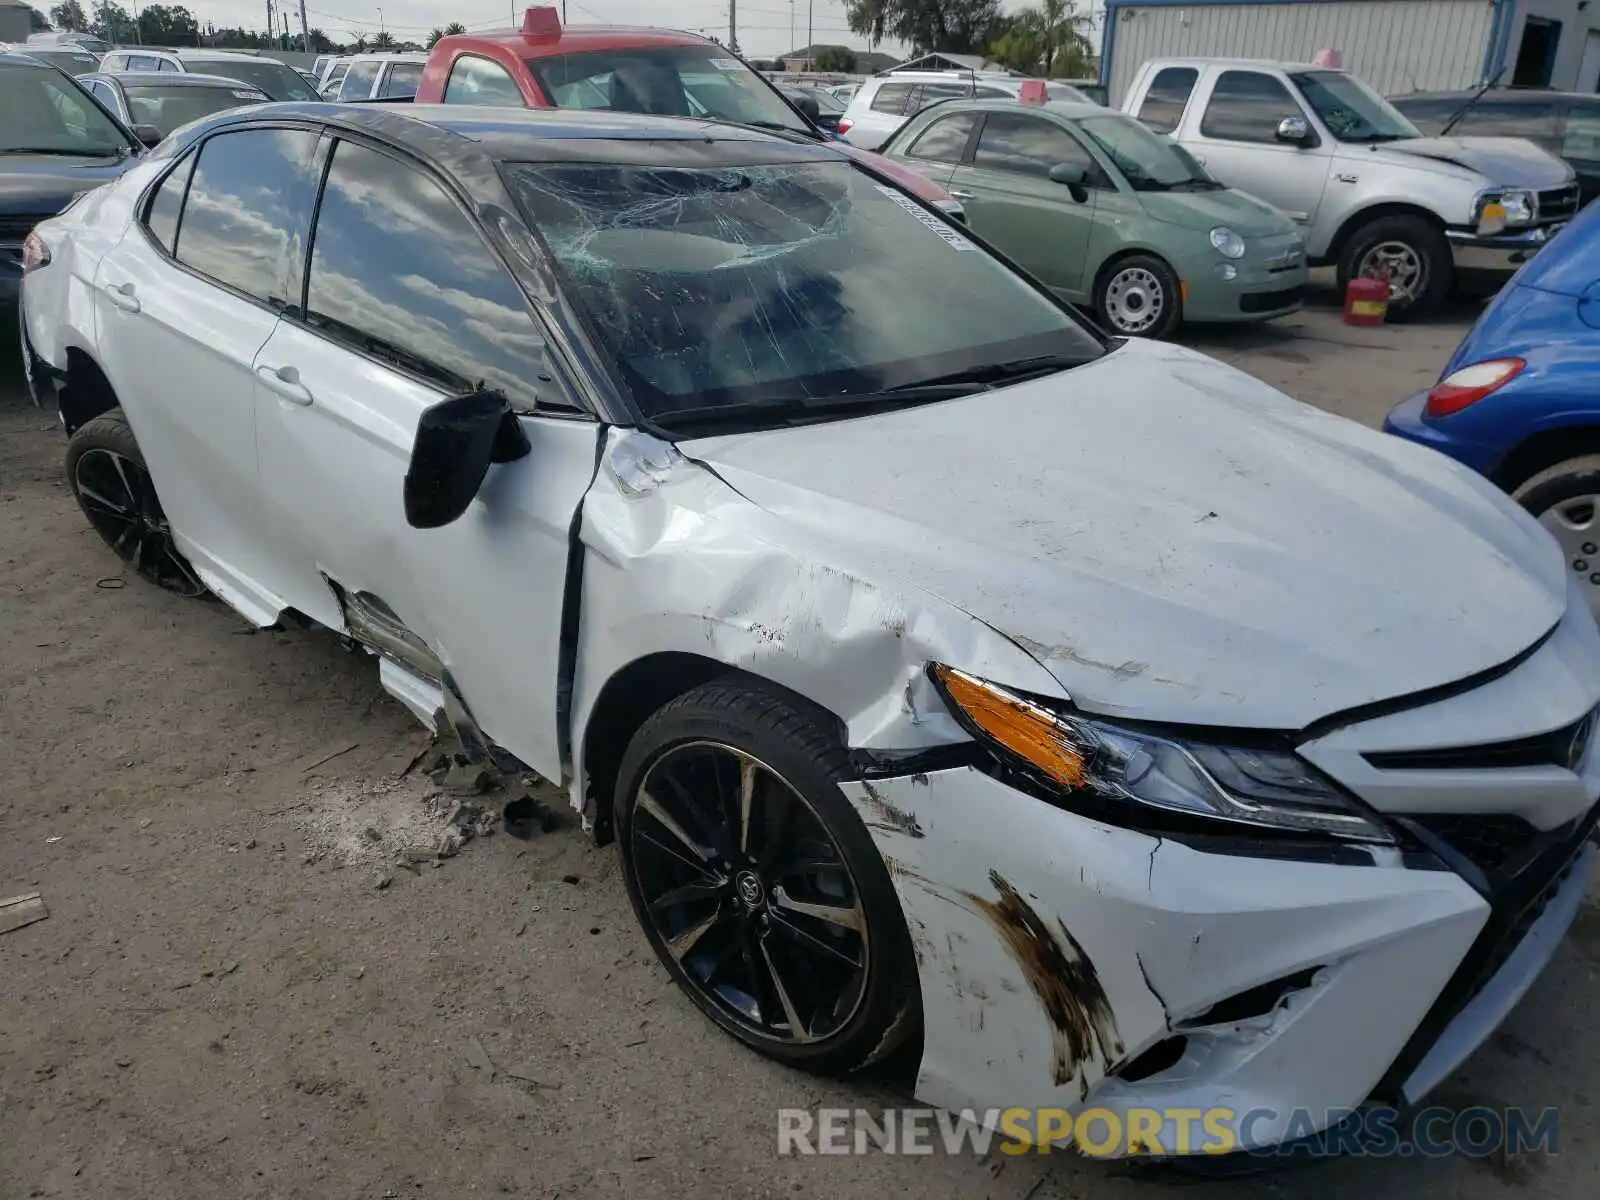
443,51 -> 523,106
291,129 -> 590,418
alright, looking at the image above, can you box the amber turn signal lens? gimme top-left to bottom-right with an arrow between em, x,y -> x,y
930,664 -> 1088,789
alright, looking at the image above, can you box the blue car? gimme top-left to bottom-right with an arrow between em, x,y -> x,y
1385,198 -> 1600,616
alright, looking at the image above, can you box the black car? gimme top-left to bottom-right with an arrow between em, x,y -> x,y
79,72 -> 273,141
3,42 -> 101,76
1,52 -> 144,312
1390,88 -> 1600,207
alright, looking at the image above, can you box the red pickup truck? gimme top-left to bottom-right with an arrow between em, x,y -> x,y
414,7 -> 965,220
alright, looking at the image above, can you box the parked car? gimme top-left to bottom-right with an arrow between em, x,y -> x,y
780,84 -> 845,133
295,67 -> 320,89
1384,200 -> 1600,619
837,69 -> 1093,148
79,72 -> 271,140
98,49 -> 318,102
332,52 -> 427,102
318,54 -> 354,96
827,81 -> 858,103
1,50 -> 143,317
1123,58 -> 1577,317
23,98 -> 1600,1162
880,99 -> 1307,336
311,53 -> 338,82
1,40 -> 100,75
1390,88 -> 1600,209
414,8 -> 967,220
26,30 -> 111,56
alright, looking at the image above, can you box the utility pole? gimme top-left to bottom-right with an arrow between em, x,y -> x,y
265,0 -> 273,48
728,0 -> 737,53
298,0 -> 309,51
807,0 -> 812,61
789,0 -> 794,54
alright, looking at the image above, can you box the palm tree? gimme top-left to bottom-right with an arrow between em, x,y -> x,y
1039,0 -> 1092,77
427,26 -> 445,47
444,21 -> 466,36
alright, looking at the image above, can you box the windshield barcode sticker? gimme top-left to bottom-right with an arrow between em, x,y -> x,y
710,57 -> 744,70
875,184 -> 967,250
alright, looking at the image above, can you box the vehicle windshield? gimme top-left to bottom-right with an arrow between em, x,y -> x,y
125,83 -> 269,133
1,61 -> 132,156
527,45 -> 814,136
184,57 -> 317,101
505,156 -> 1101,426
1076,112 -> 1221,190
1289,70 -> 1419,143
23,47 -> 100,75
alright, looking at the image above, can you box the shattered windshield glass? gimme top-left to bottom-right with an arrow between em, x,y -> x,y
505,156 -> 1101,423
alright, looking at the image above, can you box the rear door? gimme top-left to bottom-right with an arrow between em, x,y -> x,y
948,110 -> 1102,296
252,137 -> 599,781
1188,68 -> 1331,224
93,125 -> 324,622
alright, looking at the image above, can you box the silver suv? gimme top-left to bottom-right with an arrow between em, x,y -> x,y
839,70 -> 1092,148
1122,58 -> 1577,317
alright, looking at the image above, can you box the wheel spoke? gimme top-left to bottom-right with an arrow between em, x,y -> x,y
108,453 -> 144,518
772,884 -> 864,933
737,758 -> 757,855
77,481 -> 134,517
660,768 -> 732,858
635,826 -> 713,876
769,910 -> 864,971
759,934 -> 813,1042
665,904 -> 724,962
648,876 -> 724,914
739,926 -> 782,1032
638,789 -> 715,863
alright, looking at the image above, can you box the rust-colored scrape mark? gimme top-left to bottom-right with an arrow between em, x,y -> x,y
859,783 -> 925,839
966,870 -> 1124,1097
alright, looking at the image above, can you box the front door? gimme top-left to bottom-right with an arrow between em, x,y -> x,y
94,125 -> 323,623
1188,69 -> 1331,226
949,109 -> 1100,297
253,136 -> 599,782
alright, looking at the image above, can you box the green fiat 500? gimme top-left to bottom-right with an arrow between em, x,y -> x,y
881,100 -> 1309,337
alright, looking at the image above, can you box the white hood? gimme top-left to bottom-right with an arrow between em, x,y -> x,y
684,340 -> 1566,731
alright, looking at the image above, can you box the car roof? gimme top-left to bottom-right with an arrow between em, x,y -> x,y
92,71 -> 269,89
918,97 -> 1109,120
176,49 -> 286,61
1393,87 -> 1596,103
444,21 -> 711,58
0,49 -> 53,68
1146,56 -> 1327,72
348,52 -> 429,63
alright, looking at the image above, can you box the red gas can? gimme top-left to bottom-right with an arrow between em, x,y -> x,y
1344,275 -> 1389,326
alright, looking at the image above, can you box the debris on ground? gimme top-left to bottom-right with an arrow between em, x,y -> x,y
0,892 -> 48,935
503,794 -> 560,839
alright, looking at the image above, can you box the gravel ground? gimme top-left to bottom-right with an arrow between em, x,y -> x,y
4,283 -> 1600,1200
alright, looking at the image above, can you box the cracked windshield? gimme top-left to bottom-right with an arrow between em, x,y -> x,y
506,156 -> 1101,426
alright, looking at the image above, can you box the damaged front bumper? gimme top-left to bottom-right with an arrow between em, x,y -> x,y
842,766 -> 1595,1156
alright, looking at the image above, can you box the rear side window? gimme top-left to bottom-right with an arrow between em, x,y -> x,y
870,82 -> 913,114
338,60 -> 381,100
1200,70 -> 1301,142
304,140 -> 549,402
379,61 -> 423,99
1137,66 -> 1197,133
1456,98 -> 1559,144
1388,95 -> 1460,134
143,152 -> 195,255
173,128 -> 321,307
443,54 -> 524,105
905,112 -> 977,163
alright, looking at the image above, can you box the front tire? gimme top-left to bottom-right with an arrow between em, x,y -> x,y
1337,215 -> 1452,320
65,410 -> 208,598
614,680 -> 919,1074
1095,254 -> 1182,338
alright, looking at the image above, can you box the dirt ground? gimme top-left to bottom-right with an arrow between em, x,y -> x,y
5,281 -> 1600,1200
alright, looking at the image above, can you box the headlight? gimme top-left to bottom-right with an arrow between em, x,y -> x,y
1209,226 -> 1246,259
1476,189 -> 1535,235
929,665 -> 1393,844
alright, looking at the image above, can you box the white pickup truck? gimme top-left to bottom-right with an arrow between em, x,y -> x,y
1122,58 -> 1577,316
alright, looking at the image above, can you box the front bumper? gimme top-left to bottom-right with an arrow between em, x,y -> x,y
1181,252 -> 1308,323
1446,224 -> 1564,279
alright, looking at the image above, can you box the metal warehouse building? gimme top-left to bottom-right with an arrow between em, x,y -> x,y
1101,0 -> 1600,103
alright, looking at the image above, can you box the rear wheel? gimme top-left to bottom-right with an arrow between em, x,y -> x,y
1337,215 -> 1452,320
614,680 -> 919,1074
1516,458 -> 1600,622
65,410 -> 207,598
1095,254 -> 1182,338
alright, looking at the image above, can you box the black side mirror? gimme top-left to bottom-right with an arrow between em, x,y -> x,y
132,123 -> 163,148
403,390 -> 530,529
1049,161 -> 1089,202
792,92 -> 821,123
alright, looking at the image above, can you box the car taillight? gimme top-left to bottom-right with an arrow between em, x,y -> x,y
1424,358 -> 1525,418
837,117 -> 853,134
21,230 -> 50,275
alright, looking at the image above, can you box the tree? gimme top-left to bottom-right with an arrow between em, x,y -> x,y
137,4 -> 200,46
443,21 -> 466,36
846,0 -> 1002,55
90,0 -> 133,41
427,26 -> 444,47
813,46 -> 857,72
49,0 -> 86,30
370,30 -> 396,49
29,6 -> 51,30
986,0 -> 1093,76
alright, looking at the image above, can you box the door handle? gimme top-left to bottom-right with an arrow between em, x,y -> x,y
948,189 -> 973,199
104,282 -> 140,314
255,363 -> 313,406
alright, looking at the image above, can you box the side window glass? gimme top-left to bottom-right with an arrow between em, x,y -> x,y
1138,66 -> 1197,134
174,128 -> 321,307
1564,104 -> 1600,160
1388,96 -> 1457,135
305,141 -> 550,404
1200,70 -> 1302,143
906,112 -> 977,163
338,60 -> 380,100
143,152 -> 195,256
870,82 -> 912,115
1458,99 -> 1558,142
442,55 -> 524,105
973,111 -> 1097,180
379,62 -> 423,99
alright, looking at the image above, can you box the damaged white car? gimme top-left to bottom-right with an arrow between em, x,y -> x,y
21,102 -> 1600,1158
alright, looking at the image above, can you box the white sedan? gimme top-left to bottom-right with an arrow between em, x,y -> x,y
21,100 -> 1600,1159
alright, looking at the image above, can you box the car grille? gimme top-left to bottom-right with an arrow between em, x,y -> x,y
1407,813 -> 1539,873
1538,183 -> 1580,223
1366,706 -> 1597,773
1239,285 -> 1304,313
